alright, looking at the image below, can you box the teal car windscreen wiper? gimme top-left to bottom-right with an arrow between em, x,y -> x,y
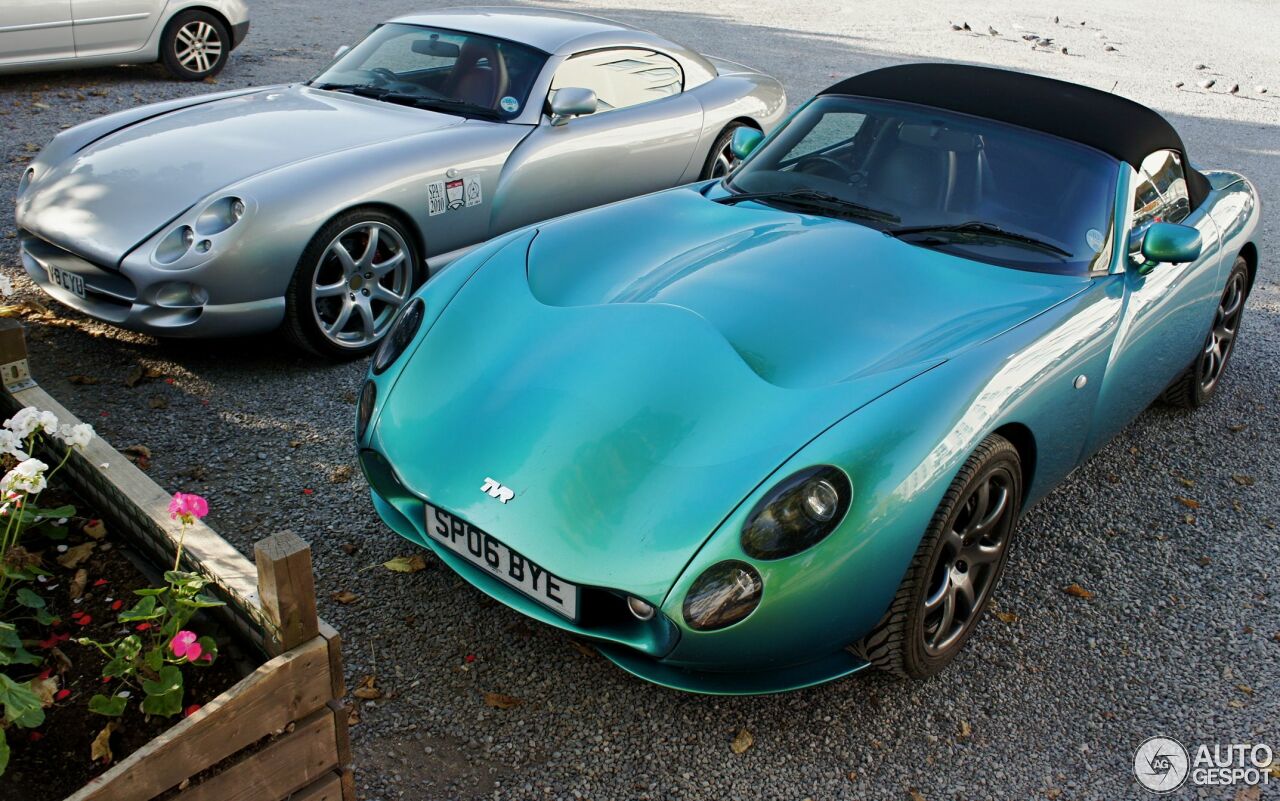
715,189 -> 900,224
887,221 -> 1073,258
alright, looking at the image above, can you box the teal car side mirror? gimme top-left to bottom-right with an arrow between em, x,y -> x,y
730,127 -> 764,161
1135,222 -> 1202,273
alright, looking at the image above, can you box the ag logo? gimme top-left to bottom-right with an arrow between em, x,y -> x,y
1134,736 -> 1189,793
480,477 -> 515,504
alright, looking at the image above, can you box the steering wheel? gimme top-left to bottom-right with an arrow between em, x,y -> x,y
793,155 -> 853,183
368,67 -> 399,85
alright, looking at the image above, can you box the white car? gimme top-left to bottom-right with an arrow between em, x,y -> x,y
0,0 -> 249,80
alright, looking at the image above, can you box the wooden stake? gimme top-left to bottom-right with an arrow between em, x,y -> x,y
254,532 -> 320,656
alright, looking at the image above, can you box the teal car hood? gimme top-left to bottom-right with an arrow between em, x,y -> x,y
375,194 -> 1088,599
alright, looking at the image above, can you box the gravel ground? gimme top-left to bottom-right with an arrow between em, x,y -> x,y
2,2 -> 1278,799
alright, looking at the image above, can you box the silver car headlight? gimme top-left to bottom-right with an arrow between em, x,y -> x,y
155,225 -> 196,265
195,196 -> 246,236
17,167 -> 35,195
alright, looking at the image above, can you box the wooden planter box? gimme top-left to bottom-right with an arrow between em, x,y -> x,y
1,320 -> 354,801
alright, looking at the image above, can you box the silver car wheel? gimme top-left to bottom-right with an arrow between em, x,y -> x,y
709,140 -> 738,178
175,20 -> 223,74
310,222 -> 412,349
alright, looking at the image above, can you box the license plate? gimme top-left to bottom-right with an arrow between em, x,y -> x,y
49,265 -> 86,299
424,504 -> 579,620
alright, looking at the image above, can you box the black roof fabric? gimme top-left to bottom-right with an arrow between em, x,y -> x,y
820,63 -> 1209,207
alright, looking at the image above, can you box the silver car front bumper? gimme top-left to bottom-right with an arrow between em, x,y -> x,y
19,231 -> 283,337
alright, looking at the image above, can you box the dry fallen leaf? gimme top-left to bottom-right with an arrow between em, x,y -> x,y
1063,583 -> 1094,600
69,568 -> 88,600
31,675 -> 58,707
908,789 -> 926,801
1175,495 -> 1200,509
1236,684 -> 1254,695
384,554 -> 428,573
1176,476 -> 1195,488
992,609 -> 1018,624
569,639 -> 596,658
340,542 -> 360,555
352,675 -> 382,700
956,720 -> 973,741
90,722 -> 118,765
329,465 -> 353,484
1231,474 -> 1255,486
67,375 -> 98,385
483,691 -> 523,710
730,728 -> 754,754
49,646 -> 73,675
1227,423 -> 1247,433
846,770 -> 857,782
57,542 -> 96,569
1198,556 -> 1212,567
83,519 -> 107,540
1045,789 -> 1063,800
331,590 -> 360,605
1234,784 -> 1261,801
148,395 -> 168,410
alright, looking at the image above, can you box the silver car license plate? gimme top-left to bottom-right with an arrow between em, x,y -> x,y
49,265 -> 86,299
424,503 -> 579,620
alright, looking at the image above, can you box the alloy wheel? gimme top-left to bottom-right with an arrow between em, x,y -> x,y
921,467 -> 1015,655
1199,270 -> 1246,393
310,222 -> 412,349
175,20 -> 223,74
709,140 -> 739,178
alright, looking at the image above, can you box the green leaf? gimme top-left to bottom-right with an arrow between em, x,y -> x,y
0,674 -> 46,728
115,635 -> 142,662
88,693 -> 127,717
0,728 -> 10,777
140,665 -> 183,717
144,646 -> 163,674
34,504 -> 76,518
132,587 -> 166,597
34,608 -> 56,626
119,595 -> 164,622
15,588 -> 45,609
175,593 -> 225,610
0,624 -> 42,667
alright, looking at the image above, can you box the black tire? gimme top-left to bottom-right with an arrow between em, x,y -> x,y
1160,255 -> 1249,408
284,208 -> 422,360
698,122 -> 753,180
861,435 -> 1022,679
160,10 -> 230,81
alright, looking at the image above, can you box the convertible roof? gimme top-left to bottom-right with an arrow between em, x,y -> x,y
820,63 -> 1210,205
389,7 -> 650,55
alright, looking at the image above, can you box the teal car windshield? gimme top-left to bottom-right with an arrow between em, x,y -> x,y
311,23 -> 549,121
727,96 -> 1121,275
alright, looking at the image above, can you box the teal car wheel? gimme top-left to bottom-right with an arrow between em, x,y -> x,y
1162,256 -> 1249,408
862,435 -> 1021,679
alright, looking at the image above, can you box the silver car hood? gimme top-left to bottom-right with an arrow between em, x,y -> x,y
18,85 -> 464,265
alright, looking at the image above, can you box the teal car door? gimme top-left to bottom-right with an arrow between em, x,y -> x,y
1086,150 -> 1223,453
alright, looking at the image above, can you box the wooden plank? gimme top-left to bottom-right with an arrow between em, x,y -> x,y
286,773 -> 344,801
318,621 -> 346,698
338,768 -> 357,801
255,532 -> 320,656
67,637 -> 332,801
176,706 -> 339,801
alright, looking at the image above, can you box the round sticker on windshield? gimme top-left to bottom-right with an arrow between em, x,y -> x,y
1085,228 -> 1105,251
499,96 -> 520,113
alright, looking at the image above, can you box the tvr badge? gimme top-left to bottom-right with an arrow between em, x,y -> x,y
480,477 -> 515,504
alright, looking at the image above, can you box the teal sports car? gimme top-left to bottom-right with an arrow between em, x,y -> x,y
357,64 -> 1262,694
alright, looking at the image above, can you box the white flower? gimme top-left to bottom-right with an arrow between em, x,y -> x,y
4,407 -> 58,438
0,273 -> 12,297
0,429 -> 30,460
2,457 -> 49,495
56,422 -> 94,450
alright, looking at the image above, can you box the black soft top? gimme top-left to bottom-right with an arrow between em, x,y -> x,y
820,63 -> 1210,207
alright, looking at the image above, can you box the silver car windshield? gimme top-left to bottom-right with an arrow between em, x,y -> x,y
311,23 -> 549,121
727,96 -> 1121,276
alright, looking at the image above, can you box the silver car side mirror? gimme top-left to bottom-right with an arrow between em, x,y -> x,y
549,87 -> 598,126
334,45 -> 351,58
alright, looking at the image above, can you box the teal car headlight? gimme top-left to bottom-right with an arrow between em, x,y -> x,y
740,466 -> 852,559
372,297 -> 424,374
682,560 -> 762,631
356,379 -> 376,440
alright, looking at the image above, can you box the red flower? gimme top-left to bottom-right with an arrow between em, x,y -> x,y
165,378 -> 175,384
184,704 -> 201,717
36,668 -> 51,680
110,599 -> 124,611
74,615 -> 93,626
37,632 -> 70,649
101,676 -> 111,684
464,653 -> 476,664
93,578 -> 109,587
29,731 -> 43,742
135,622 -> 152,631
55,689 -> 71,701
302,488 -> 314,495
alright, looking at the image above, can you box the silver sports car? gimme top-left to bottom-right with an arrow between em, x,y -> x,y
15,7 -> 786,357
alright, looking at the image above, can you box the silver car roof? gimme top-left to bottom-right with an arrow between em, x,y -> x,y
386,6 -> 671,55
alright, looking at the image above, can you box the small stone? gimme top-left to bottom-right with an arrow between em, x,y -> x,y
1104,45 -> 1117,52
1174,81 -> 1185,89
1228,83 -> 1240,94
1194,62 -> 1207,70
1061,46 -> 1069,55
1256,85 -> 1267,94
1199,79 -> 1216,89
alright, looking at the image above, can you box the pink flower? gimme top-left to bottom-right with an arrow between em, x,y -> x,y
169,630 -> 203,662
168,492 -> 209,524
